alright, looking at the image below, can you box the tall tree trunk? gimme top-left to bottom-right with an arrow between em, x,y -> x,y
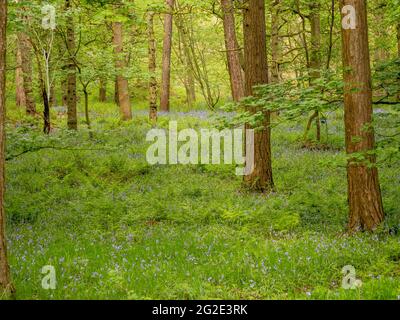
242,0 -> 274,192
179,28 -> 196,107
0,0 -> 13,296
19,34 -> 35,115
112,21 -> 132,120
160,0 -> 174,112
148,12 -> 158,123
99,79 -> 107,102
66,0 -> 77,130
15,46 -> 25,107
34,51 -> 51,134
15,3 -> 35,115
175,15 -> 196,107
340,0 -> 384,232
309,2 -> 321,142
221,0 -> 244,102
270,0 -> 281,84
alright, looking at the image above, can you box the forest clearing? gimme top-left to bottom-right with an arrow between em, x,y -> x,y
0,0 -> 399,302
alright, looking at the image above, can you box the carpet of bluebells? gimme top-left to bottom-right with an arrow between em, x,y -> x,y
4,101 -> 400,300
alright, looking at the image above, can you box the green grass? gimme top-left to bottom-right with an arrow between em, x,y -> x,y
3,101 -> 400,300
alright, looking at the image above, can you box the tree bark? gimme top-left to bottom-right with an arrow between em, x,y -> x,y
397,23 -> 400,58
178,26 -> 196,106
15,46 -> 25,107
99,79 -> 107,102
340,0 -> 384,232
221,0 -> 244,102
0,0 -> 13,296
66,0 -> 77,130
113,21 -> 132,120
148,12 -> 158,123
17,32 -> 35,114
242,0 -> 274,192
309,2 -> 321,142
160,0 -> 174,112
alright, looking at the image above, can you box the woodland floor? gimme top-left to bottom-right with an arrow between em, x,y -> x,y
4,100 -> 400,300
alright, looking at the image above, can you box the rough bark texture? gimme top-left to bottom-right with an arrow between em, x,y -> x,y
340,0 -> 384,232
0,0 -> 13,296
221,0 -> 244,102
270,0 -> 281,84
112,21 -> 132,120
66,0 -> 77,130
242,0 -> 274,192
148,12 -> 158,123
160,0 -> 174,112
99,79 -> 107,102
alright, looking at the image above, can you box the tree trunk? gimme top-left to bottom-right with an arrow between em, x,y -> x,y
114,78 -> 119,106
112,21 -> 132,120
99,79 -> 107,102
309,2 -> 322,142
83,88 -> 91,130
33,43 -> 51,133
397,23 -> 400,58
340,0 -> 384,232
175,18 -> 196,107
66,0 -> 77,130
0,0 -> 13,296
17,32 -> 36,114
148,12 -> 158,123
221,0 -> 244,102
160,0 -> 174,112
242,0 -> 274,192
270,0 -> 281,84
15,46 -> 25,107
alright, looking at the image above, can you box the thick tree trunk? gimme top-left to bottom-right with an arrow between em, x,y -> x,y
99,79 -> 107,102
270,0 -> 281,84
340,0 -> 384,232
112,21 -> 132,120
221,0 -> 244,102
66,0 -> 77,130
15,46 -> 25,107
0,0 -> 13,296
160,0 -> 174,112
242,0 -> 274,192
148,12 -> 158,123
